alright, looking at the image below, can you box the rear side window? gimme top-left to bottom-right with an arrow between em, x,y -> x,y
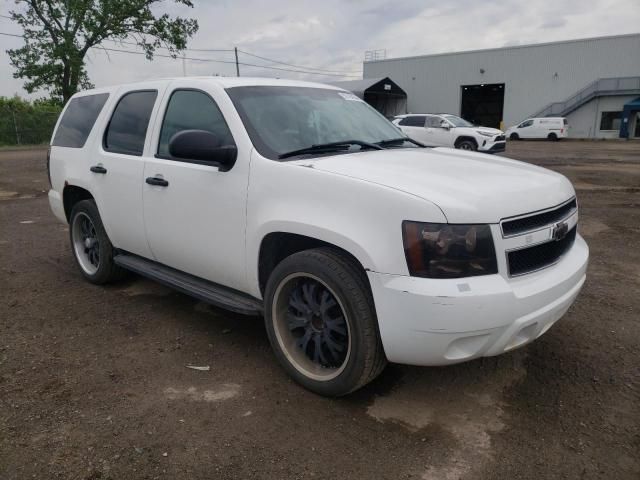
399,116 -> 426,127
52,93 -> 109,148
157,89 -> 234,158
104,90 -> 157,156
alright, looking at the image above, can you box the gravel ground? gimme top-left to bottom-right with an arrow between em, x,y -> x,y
1,141 -> 639,479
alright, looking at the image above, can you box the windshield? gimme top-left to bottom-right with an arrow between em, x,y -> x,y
441,114 -> 474,127
226,86 -> 412,159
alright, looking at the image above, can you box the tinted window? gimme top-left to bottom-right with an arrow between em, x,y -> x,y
600,112 -> 621,131
519,120 -> 534,128
104,90 -> 157,155
52,93 -> 109,148
158,90 -> 234,158
399,116 -> 426,127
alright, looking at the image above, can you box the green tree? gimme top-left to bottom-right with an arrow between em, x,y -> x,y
7,1 -> 199,103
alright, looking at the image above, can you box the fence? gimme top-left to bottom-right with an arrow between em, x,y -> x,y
0,106 -> 61,146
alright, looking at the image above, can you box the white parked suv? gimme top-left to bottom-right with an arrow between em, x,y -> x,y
506,117 -> 569,141
392,113 -> 506,153
48,77 -> 588,396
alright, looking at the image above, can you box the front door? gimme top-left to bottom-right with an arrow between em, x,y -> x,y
425,115 -> 453,146
517,119 -> 535,138
142,85 -> 249,292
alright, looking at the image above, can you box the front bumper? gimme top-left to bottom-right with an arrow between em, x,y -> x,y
368,234 -> 588,366
479,140 -> 506,153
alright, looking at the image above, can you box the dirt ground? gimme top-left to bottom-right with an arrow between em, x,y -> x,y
1,141 -> 639,480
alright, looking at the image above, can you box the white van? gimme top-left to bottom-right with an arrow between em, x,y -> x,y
506,117 -> 568,141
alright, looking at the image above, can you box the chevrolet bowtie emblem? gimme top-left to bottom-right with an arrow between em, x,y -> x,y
552,221 -> 569,241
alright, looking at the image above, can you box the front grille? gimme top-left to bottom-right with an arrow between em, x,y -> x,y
495,135 -> 505,142
508,227 -> 577,276
502,198 -> 577,236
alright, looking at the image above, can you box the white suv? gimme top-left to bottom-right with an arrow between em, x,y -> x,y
393,114 -> 506,153
48,77 -> 588,396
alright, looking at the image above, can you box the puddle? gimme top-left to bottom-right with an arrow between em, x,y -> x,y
164,384 -> 240,402
367,358 -> 526,479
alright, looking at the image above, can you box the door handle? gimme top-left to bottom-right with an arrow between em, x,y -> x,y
146,176 -> 169,187
90,165 -> 107,174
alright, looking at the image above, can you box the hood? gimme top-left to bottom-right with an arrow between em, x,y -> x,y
292,148 -> 574,223
472,127 -> 503,136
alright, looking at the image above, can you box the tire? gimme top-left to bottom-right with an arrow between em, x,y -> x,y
509,133 -> 520,140
547,132 -> 558,141
264,248 -> 386,396
69,199 -> 126,284
456,139 -> 477,151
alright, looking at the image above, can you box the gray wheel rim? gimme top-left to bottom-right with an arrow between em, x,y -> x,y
272,273 -> 352,382
71,212 -> 100,275
460,143 -> 473,150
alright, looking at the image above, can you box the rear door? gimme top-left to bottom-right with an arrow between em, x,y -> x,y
398,115 -> 429,143
90,87 -> 164,258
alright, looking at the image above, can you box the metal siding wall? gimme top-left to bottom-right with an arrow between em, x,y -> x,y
363,35 -> 640,131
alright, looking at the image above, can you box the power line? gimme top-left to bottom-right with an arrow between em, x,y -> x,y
0,15 -> 360,75
239,49 -> 362,74
97,45 -> 360,77
0,31 -> 361,78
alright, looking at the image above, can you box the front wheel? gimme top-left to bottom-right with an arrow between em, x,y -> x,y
264,248 -> 386,396
69,199 -> 126,284
456,139 -> 477,151
509,133 -> 520,140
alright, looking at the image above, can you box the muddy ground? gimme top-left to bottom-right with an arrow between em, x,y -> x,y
1,141 -> 639,479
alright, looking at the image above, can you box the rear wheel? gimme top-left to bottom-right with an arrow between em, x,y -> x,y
264,248 -> 386,396
69,200 -> 126,284
456,139 -> 477,151
509,133 -> 520,140
547,132 -> 558,141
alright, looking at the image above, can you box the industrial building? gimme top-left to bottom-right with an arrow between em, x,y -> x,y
362,34 -> 640,139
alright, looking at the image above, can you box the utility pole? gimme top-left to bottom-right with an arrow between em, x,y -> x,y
182,52 -> 186,76
234,47 -> 240,77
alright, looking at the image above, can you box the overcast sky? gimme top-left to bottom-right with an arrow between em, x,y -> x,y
0,0 -> 638,98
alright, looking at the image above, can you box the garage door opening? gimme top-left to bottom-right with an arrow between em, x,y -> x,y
460,83 -> 505,129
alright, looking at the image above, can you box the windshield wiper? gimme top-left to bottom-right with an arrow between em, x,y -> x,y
375,137 -> 426,148
278,140 -> 383,160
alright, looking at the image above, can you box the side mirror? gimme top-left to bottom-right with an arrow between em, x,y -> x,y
168,129 -> 237,171
440,120 -> 451,130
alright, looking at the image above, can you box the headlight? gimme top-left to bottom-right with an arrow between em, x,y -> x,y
402,222 -> 498,278
476,130 -> 495,137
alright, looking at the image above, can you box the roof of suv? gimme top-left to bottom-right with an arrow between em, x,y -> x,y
71,76 -> 344,98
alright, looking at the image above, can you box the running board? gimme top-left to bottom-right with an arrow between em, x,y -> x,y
114,253 -> 263,316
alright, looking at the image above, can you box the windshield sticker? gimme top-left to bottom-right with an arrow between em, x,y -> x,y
338,92 -> 363,102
